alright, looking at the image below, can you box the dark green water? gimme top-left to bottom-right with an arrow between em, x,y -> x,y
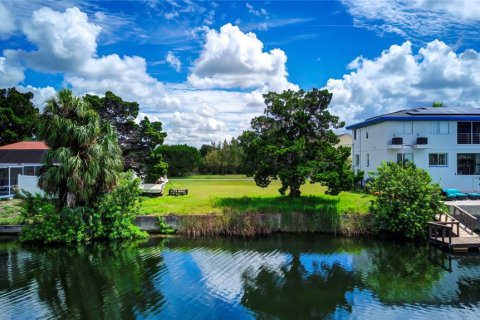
1,234 -> 480,319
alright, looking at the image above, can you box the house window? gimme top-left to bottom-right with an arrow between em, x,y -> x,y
431,121 -> 449,134
366,131 -> 369,139
458,122 -> 480,144
353,129 -> 357,140
457,153 -> 480,175
366,153 -> 370,167
396,122 -> 413,134
354,154 -> 360,166
429,153 -> 448,166
397,153 -> 414,164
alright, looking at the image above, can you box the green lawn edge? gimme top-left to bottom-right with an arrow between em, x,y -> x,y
141,177 -> 371,216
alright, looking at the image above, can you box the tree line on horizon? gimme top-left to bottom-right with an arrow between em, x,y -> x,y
1,86 -> 359,197
0,87 -> 253,179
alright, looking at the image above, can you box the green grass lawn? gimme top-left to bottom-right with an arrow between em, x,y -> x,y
0,199 -> 23,224
0,176 -> 372,225
141,175 -> 371,216
173,174 -> 252,179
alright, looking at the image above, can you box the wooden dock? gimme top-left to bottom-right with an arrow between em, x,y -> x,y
428,205 -> 480,251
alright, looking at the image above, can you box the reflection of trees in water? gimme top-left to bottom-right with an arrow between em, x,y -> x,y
0,240 -> 166,319
3,235 -> 480,319
237,238 -> 451,318
456,278 -> 480,302
241,254 -> 362,318
361,242 -> 445,303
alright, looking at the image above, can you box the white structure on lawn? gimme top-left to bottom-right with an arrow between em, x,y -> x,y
346,107 -> 480,191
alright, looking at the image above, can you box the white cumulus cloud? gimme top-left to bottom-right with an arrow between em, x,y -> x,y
326,39 -> 480,126
4,6 -> 179,112
154,86 -> 263,146
167,104 -> 229,146
188,23 -> 297,92
9,7 -> 101,73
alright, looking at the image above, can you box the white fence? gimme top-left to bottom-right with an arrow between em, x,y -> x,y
17,175 -> 45,197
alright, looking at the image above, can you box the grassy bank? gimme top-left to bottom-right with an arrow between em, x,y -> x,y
0,175 -> 373,237
141,175 -> 371,216
0,199 -> 23,224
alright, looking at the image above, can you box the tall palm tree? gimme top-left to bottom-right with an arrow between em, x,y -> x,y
37,89 -> 123,207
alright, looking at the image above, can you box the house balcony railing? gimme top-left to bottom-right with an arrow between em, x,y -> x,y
457,133 -> 480,144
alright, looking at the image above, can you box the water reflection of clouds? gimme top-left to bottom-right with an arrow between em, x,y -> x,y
190,249 -> 291,302
163,249 -> 358,306
300,253 -> 355,279
159,248 -> 287,319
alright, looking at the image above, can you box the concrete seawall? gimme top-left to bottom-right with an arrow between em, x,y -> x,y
0,213 -> 373,236
0,225 -> 23,235
134,215 -> 163,233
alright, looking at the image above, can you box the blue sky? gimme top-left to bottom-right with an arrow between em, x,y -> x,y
1,0 -> 480,146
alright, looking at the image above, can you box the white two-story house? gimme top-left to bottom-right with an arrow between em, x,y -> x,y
346,107 -> 480,191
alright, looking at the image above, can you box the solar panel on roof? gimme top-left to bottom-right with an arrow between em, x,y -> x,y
406,107 -> 480,115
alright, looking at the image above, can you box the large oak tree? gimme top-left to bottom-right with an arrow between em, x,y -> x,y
240,88 -> 353,197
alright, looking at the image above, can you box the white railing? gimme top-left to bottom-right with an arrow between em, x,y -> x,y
457,133 -> 480,144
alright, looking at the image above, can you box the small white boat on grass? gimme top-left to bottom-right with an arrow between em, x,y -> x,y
140,176 -> 169,196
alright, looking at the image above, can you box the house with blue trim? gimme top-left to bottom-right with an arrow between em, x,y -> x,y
346,107 -> 480,191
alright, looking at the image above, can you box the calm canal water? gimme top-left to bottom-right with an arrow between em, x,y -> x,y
1,234 -> 480,319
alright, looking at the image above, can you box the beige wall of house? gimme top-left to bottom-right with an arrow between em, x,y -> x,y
337,133 -> 352,160
337,133 -> 352,148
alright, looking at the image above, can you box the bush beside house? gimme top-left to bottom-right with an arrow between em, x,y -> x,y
366,162 -> 445,239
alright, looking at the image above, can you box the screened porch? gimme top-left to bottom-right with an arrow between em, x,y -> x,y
0,165 -> 42,198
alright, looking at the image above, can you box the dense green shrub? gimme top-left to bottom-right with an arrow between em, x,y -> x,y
157,217 -> 176,234
366,162 -> 445,239
92,172 -> 147,240
20,194 -> 90,244
19,173 -> 146,244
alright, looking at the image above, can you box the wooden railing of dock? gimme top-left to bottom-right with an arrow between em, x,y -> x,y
429,206 -> 480,251
451,205 -> 477,234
